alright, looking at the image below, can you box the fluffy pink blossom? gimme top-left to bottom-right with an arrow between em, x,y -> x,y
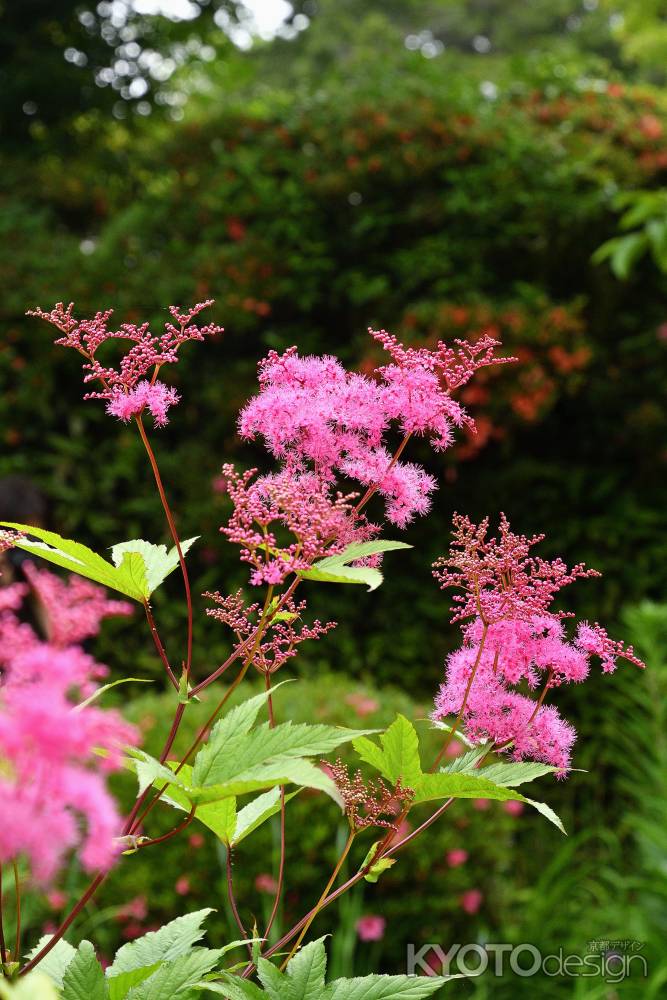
356,915 -> 386,942
432,516 -> 645,774
23,562 -> 133,647
27,300 -> 222,427
219,464 -> 378,586
106,380 -> 180,427
238,331 -> 510,527
0,572 -> 138,883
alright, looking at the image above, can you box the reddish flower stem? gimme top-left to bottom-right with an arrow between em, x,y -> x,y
143,599 -> 178,691
135,415 -> 193,682
0,868 -> 7,969
263,672 -> 286,942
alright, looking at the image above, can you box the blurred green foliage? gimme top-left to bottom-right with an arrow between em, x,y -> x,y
2,24 -> 667,688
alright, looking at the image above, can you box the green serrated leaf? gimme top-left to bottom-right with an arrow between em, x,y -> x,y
257,958 -> 291,1000
0,523 -> 146,601
110,537 -> 198,596
353,715 -> 422,787
326,975 -> 453,999
24,936 -> 77,988
126,949 -> 223,999
108,965 -> 161,1000
233,787 -> 300,845
195,977 -> 264,999
285,937 -> 328,997
415,772 -> 565,832
61,941 -> 106,1000
108,910 -> 214,977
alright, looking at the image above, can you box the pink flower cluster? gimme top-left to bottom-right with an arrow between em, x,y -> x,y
205,589 -> 336,673
0,563 -> 138,882
219,464 -> 378,586
22,561 -> 133,646
432,515 -> 645,772
239,331 -> 508,527
27,300 -> 222,427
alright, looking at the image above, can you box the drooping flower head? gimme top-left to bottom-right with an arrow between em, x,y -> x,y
27,300 -> 223,426
432,515 -> 645,774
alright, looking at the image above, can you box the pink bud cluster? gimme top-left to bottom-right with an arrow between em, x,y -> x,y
219,464 -> 379,586
205,590 -> 336,673
239,331 -> 509,527
27,300 -> 222,427
432,516 -> 645,773
0,564 -> 138,882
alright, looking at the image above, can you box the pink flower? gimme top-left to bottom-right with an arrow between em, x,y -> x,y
175,876 -> 190,896
503,800 -> 525,816
345,693 -> 380,717
189,833 -> 205,849
238,331 -> 509,528
255,873 -> 279,894
0,578 -> 139,883
460,889 -> 483,914
432,516 -> 645,773
356,915 -> 386,942
23,563 -> 132,648
447,848 -> 469,867
106,381 -> 180,427
46,891 -> 67,910
28,300 -> 222,427
116,896 -> 148,922
472,799 -> 490,811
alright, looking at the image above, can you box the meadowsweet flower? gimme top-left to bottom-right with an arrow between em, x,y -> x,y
328,758 -> 414,832
27,300 -> 222,427
255,873 -> 279,895
205,590 -> 335,673
23,562 -> 133,647
432,515 -> 645,774
218,464 -> 378,585
0,572 -> 138,882
238,330 -> 510,526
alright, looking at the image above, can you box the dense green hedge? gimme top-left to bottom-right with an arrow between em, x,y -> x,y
3,61 -> 667,688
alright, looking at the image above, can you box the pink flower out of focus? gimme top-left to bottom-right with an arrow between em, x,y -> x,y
447,848 -> 469,867
503,800 -> 525,817
460,889 -> 483,914
0,556 -> 139,883
175,876 -> 191,896
356,914 -> 386,942
255,873 -> 279,894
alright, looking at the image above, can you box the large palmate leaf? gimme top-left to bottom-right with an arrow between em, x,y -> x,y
299,540 -> 411,592
197,938 -> 453,999
1,522 -> 197,602
354,715 -> 565,833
